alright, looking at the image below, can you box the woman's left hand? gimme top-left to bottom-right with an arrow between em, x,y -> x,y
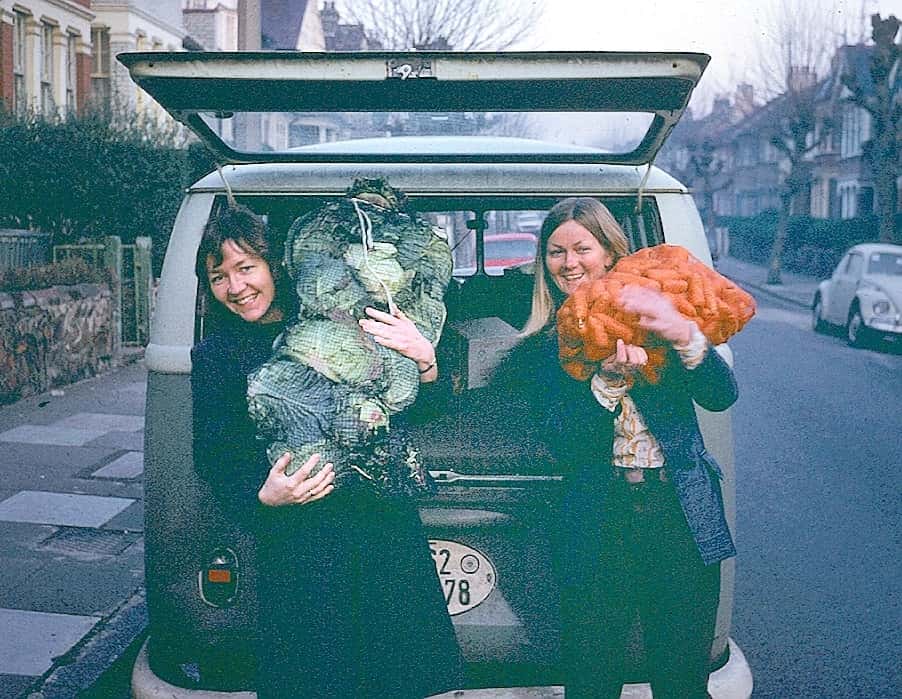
619,285 -> 696,346
359,307 -> 437,379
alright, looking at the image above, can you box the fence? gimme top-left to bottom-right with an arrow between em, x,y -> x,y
53,236 -> 154,348
0,229 -> 52,271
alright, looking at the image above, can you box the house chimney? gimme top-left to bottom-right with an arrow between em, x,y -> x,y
788,65 -> 816,92
711,96 -> 731,121
321,1 -> 339,44
734,83 -> 755,116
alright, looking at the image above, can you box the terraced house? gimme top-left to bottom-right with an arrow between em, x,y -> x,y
659,36 -> 901,231
0,0 -> 186,119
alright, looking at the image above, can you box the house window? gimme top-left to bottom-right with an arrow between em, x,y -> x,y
91,27 -> 111,108
840,104 -> 869,159
290,123 -> 321,146
12,11 -> 28,113
858,187 -> 874,215
737,137 -> 757,166
40,23 -> 55,114
838,183 -> 858,218
66,34 -> 78,113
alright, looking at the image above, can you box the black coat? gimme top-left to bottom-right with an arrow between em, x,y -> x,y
191,322 -> 463,699
491,329 -> 737,574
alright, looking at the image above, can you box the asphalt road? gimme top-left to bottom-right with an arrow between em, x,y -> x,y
729,295 -> 902,699
83,291 -> 902,699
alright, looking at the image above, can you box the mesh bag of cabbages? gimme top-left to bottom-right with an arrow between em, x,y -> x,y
246,179 -> 452,497
556,244 -> 756,383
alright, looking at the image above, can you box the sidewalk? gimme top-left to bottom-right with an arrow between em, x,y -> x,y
0,360 -> 149,699
715,255 -> 820,310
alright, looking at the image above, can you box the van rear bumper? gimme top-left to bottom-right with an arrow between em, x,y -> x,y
132,637 -> 752,699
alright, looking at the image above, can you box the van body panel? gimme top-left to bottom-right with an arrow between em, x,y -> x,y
189,158 -> 687,196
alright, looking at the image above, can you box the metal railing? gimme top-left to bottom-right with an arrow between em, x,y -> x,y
53,235 -> 153,348
0,229 -> 51,272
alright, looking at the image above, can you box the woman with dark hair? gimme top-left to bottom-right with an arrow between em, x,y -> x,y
190,202 -> 462,699
494,197 -> 737,699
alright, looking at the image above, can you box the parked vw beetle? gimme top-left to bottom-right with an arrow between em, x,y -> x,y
118,50 -> 754,698
812,242 -> 902,347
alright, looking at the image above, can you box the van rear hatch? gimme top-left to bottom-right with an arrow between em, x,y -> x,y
118,50 -> 708,165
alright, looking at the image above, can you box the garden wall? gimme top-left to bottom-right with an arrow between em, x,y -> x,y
0,283 -> 114,404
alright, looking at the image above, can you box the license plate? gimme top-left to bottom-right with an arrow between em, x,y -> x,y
429,539 -> 496,616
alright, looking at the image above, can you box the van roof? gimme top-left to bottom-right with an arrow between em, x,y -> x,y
190,136 -> 687,194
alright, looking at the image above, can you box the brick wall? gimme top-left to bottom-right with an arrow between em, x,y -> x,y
0,284 -> 115,404
0,21 -> 12,109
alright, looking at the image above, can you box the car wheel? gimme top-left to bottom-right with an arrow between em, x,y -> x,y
846,305 -> 870,348
812,295 -> 827,333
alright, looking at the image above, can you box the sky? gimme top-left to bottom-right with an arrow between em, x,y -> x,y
529,0 -> 901,111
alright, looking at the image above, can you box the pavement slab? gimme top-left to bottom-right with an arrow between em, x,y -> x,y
0,607 -> 100,676
54,413 -> 145,433
0,425 -> 108,447
0,442 -> 118,473
0,558 -> 44,609
103,501 -> 145,533
91,451 -> 144,480
0,491 -> 134,528
85,430 -> 146,451
23,552 -> 145,617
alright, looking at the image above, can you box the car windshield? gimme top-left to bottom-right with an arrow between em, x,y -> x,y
867,252 -> 902,276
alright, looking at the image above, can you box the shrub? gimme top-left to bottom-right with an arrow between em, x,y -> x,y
0,109 -> 218,276
720,212 -> 899,277
0,257 -> 109,292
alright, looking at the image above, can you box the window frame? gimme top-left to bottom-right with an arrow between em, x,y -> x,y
65,33 -> 78,113
12,11 -> 29,114
91,26 -> 111,108
40,21 -> 55,114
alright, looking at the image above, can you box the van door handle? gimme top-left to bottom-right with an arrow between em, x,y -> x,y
429,470 -> 562,485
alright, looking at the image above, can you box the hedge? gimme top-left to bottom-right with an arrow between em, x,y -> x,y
721,211 -> 902,278
0,257 -> 109,292
0,110 -> 217,275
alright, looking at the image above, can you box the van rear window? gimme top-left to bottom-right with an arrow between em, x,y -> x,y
195,195 -> 663,340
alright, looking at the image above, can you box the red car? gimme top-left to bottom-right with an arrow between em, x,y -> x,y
484,232 -> 538,273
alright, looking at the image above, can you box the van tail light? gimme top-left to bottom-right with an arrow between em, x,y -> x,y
198,547 -> 239,607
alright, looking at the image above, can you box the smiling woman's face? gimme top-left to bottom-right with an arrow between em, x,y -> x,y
205,239 -> 282,324
545,220 -> 613,296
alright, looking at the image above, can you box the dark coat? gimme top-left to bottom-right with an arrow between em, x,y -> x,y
492,329 -> 738,572
191,322 -> 463,699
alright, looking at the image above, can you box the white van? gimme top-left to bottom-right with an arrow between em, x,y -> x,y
119,50 -> 753,698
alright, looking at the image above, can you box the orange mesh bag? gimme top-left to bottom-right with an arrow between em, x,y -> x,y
556,244 -> 756,383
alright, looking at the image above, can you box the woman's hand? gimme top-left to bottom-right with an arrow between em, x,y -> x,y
600,338 -> 648,379
359,307 -> 437,381
619,285 -> 696,346
257,453 -> 335,507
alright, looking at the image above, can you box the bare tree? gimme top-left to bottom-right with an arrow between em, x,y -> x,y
842,13 -> 901,243
685,139 -> 733,260
752,0 -> 853,284
334,0 -> 544,51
